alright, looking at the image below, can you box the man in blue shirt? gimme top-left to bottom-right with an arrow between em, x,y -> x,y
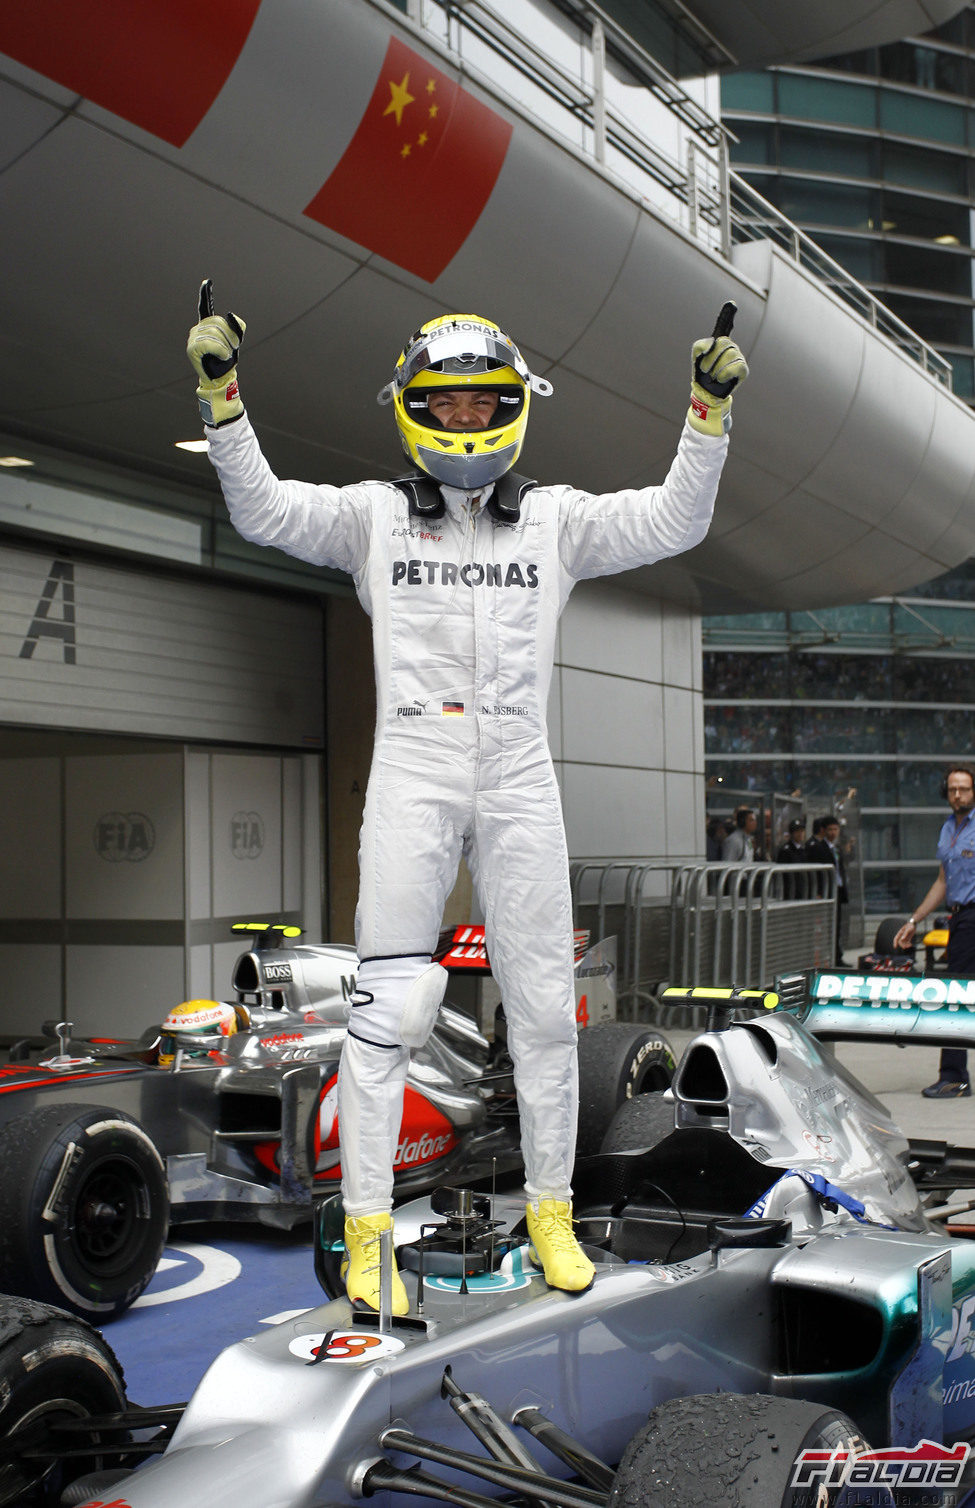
894,765 -> 975,1097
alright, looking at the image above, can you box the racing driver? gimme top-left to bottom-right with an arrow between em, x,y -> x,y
186,286 -> 747,1313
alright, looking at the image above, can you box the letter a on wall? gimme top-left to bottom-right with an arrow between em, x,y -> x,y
20,559 -> 76,664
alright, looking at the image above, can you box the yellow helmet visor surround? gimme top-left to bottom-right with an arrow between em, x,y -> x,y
379,314 -> 553,489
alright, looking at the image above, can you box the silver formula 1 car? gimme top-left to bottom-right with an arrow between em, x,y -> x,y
7,972 -> 975,1508
0,924 -> 671,1321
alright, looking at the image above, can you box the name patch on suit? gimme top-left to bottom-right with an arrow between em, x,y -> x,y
391,559 -> 538,588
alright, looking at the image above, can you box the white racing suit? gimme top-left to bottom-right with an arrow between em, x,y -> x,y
206,415 -> 728,1214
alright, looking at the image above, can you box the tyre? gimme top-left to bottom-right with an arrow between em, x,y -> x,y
0,1105 -> 169,1320
600,1090 -> 676,1154
874,916 -> 911,954
576,1024 -> 675,1157
610,1392 -> 880,1508
0,1295 -> 127,1506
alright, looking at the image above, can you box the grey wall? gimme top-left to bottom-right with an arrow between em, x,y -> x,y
0,741 -> 321,1039
552,579 -> 704,861
0,540 -> 324,747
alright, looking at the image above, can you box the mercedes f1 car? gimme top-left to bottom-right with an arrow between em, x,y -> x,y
8,970 -> 975,1508
0,924 -> 672,1321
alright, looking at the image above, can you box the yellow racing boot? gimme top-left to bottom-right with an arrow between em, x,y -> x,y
341,1212 -> 409,1315
525,1199 -> 596,1292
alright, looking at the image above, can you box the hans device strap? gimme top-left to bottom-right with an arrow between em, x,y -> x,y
394,473 -> 537,524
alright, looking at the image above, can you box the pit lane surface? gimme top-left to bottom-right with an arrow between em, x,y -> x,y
107,1221 -> 322,1404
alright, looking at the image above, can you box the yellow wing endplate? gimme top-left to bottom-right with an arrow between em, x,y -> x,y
662,985 -> 779,1012
231,921 -> 304,939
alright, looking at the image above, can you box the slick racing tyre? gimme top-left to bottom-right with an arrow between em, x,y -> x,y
609,1392 -> 882,1508
0,1104 -> 169,1320
599,1090 -> 676,1155
0,1295 -> 127,1506
576,1024 -> 675,1157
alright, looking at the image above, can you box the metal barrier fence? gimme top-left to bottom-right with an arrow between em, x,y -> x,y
570,861 -> 837,1021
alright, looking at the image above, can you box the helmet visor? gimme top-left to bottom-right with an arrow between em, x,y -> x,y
404,384 -> 524,433
398,329 -> 530,389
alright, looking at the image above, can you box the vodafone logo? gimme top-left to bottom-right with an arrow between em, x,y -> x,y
395,1130 -> 453,1167
311,1081 -> 456,1180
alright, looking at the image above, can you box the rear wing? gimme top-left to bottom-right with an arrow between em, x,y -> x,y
434,924 -> 592,971
773,967 -> 975,1049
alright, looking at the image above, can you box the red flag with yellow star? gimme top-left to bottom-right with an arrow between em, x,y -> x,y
0,1 -> 261,147
304,35 -> 512,282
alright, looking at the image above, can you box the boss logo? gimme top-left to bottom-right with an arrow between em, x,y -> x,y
263,962 -> 294,984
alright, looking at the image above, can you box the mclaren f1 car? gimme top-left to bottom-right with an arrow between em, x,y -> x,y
0,923 -> 672,1321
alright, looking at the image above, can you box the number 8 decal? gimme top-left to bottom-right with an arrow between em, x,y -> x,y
288,1329 -> 406,1363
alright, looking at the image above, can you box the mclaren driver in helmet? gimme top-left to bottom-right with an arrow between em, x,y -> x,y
187,286 -> 747,1314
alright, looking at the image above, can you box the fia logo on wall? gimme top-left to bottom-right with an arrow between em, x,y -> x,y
94,812 -> 155,862
231,811 -> 264,860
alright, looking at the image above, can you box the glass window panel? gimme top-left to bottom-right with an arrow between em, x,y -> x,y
895,813 -> 947,862
773,178 -> 877,229
898,762 -> 953,806
794,603 -> 891,636
883,241 -> 972,294
882,141 -> 967,192
705,760 -> 795,795
703,651 -> 790,698
878,43 -> 968,96
882,294 -> 972,346
879,89 -> 966,143
948,354 -> 975,398
778,126 -> 876,176
815,235 -> 882,280
704,705 -> 792,755
720,73 -> 774,112
894,707 -> 975,754
809,51 -> 878,78
910,569 -> 975,603
778,74 -> 877,128
864,870 -> 920,914
881,190 -> 970,245
603,0 -> 712,76
794,760 -> 898,806
859,815 -> 899,863
926,14 -> 967,46
791,654 -> 892,699
727,120 -> 774,164
893,654 -> 975,695
704,611 -> 787,635
892,601 -> 975,646
792,705 -> 895,754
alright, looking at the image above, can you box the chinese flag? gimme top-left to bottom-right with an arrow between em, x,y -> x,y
0,2 -> 261,147
304,35 -> 512,282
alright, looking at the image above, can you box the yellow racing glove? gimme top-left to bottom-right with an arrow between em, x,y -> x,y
186,279 -> 246,428
688,302 -> 748,437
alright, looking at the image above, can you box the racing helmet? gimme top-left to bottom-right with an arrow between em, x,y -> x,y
378,313 -> 553,489
158,998 -> 237,1066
